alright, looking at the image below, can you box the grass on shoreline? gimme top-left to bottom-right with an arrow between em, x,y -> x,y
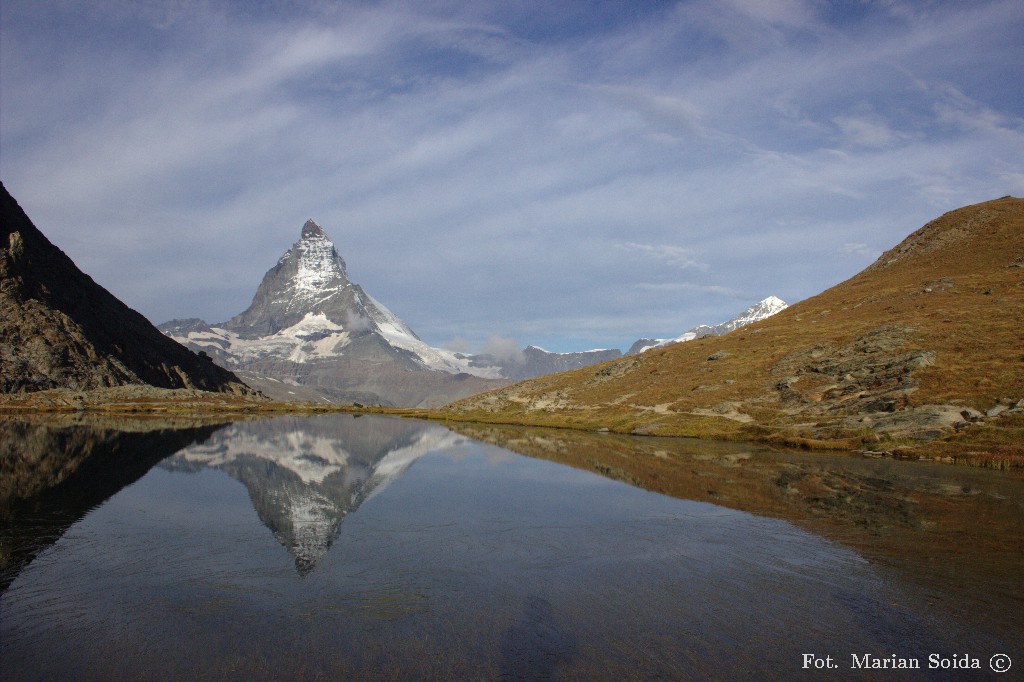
2,387 -> 1021,471
0,386 -> 357,417
404,407 -> 1024,471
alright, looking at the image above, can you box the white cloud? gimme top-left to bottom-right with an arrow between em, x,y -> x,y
931,84 -> 1024,138
344,309 -> 373,332
840,243 -> 879,260
833,115 -> 910,148
618,242 -> 708,271
634,283 -> 742,297
722,0 -> 819,28
482,335 -> 524,364
441,336 -> 473,354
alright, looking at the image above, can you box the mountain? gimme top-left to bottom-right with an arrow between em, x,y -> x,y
444,197 -> 1024,448
470,345 -> 624,381
162,220 -> 509,407
0,182 -> 251,395
165,416 -> 462,574
627,296 -> 788,354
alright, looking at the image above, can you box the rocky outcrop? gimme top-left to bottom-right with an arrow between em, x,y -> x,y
769,325 -> 933,415
0,182 -> 252,396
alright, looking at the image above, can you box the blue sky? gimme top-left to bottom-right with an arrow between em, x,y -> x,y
2,0 -> 1022,354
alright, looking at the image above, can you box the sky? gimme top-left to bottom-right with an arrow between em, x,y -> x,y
2,0 -> 1022,354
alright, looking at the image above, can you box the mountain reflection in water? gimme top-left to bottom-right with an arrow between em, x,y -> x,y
162,415 -> 463,574
1,413 -> 1022,680
0,416 -> 225,593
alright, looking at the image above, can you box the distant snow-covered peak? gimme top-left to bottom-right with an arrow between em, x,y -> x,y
729,296 -> 788,327
524,345 -> 617,356
751,296 -> 788,315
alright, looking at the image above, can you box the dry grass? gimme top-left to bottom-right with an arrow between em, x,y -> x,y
917,413 -> 1024,469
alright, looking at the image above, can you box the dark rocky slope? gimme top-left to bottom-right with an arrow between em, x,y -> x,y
0,182 -> 251,395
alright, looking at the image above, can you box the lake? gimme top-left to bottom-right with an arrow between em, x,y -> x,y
1,414 -> 1021,680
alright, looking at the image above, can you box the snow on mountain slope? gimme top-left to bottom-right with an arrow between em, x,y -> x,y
719,295 -> 788,332
175,419 -> 462,488
361,291 -> 504,377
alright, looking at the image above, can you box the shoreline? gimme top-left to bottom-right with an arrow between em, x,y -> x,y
2,387 -> 1021,471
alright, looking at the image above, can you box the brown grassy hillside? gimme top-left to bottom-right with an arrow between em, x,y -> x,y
443,197 -> 1024,459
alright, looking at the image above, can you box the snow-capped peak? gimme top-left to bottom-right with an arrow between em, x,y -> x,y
730,296 -> 788,327
289,223 -> 348,294
204,219 -> 506,378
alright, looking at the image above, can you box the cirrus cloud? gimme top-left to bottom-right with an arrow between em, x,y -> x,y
1,0 -> 1022,353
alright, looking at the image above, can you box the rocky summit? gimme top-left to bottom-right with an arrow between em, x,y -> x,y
222,219 -> 365,338
0,182 -> 251,396
444,196 -> 1024,455
162,220 -> 509,407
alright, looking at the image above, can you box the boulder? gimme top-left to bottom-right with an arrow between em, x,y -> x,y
985,405 -> 1009,418
870,404 -> 965,440
960,407 -> 985,421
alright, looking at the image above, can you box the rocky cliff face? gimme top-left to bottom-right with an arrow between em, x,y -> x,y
223,220 -> 382,339
0,183 -> 252,395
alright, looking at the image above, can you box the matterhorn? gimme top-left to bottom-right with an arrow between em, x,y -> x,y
161,220 -> 507,406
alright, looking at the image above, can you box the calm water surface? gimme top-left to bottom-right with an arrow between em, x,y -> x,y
1,414 -> 1020,680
